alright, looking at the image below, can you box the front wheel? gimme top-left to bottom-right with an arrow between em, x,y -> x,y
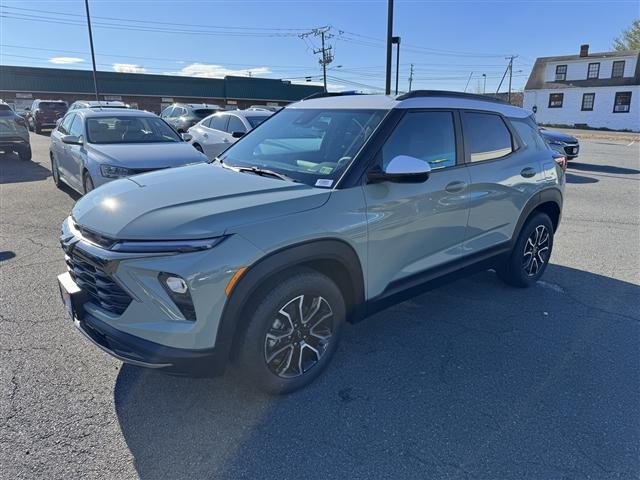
83,172 -> 95,194
235,269 -> 345,394
16,145 -> 32,161
51,154 -> 62,188
497,212 -> 554,287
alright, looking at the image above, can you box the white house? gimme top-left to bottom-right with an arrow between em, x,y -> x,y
523,45 -> 639,132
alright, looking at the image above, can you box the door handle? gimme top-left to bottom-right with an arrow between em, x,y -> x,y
520,167 -> 536,178
203,133 -> 208,138
445,181 -> 467,193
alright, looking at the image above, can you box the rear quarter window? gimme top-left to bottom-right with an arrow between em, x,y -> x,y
509,116 -> 546,150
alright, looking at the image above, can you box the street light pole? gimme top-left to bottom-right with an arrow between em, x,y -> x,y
385,0 -> 394,95
84,0 -> 100,103
392,36 -> 401,95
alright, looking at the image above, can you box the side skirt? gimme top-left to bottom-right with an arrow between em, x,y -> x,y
364,243 -> 511,318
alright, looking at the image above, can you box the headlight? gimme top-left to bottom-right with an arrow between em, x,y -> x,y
110,236 -> 225,253
547,140 -> 567,147
100,164 -> 133,178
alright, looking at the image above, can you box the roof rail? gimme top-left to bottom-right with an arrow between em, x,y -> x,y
396,90 -> 508,104
302,90 -> 366,101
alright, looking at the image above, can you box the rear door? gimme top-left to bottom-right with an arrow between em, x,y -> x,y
64,114 -> 86,188
363,110 -> 472,299
203,113 -> 230,157
461,111 -> 543,253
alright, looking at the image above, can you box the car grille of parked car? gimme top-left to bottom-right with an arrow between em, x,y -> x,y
65,251 -> 132,315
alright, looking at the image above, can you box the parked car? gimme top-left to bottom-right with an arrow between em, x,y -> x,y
187,109 -> 273,160
248,105 -> 282,112
26,99 -> 68,134
49,108 -> 207,194
160,103 -> 222,133
57,91 -> 565,394
69,100 -> 130,111
0,101 -> 31,160
540,128 -> 579,160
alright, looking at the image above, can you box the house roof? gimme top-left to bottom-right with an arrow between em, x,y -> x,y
0,65 -> 323,101
524,50 -> 640,90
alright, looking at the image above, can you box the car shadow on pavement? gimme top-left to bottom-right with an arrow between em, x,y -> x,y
114,266 -> 640,480
565,172 -> 598,184
0,153 -> 52,184
568,162 -> 640,175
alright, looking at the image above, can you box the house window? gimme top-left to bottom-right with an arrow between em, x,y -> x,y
613,92 -> 632,113
581,93 -> 595,111
555,65 -> 567,81
587,62 -> 600,79
611,61 -> 625,78
548,93 -> 564,108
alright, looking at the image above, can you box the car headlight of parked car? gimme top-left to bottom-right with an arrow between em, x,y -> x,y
100,164 -> 134,178
546,139 -> 567,147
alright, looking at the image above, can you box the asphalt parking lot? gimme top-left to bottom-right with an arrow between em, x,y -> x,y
1,132 -> 639,479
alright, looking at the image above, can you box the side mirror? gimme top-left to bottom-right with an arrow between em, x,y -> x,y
55,118 -> 63,127
367,155 -> 431,184
181,132 -> 193,142
61,135 -> 83,145
231,131 -> 245,139
25,107 -> 31,111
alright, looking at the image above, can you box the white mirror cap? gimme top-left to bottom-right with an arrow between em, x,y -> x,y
385,155 -> 432,175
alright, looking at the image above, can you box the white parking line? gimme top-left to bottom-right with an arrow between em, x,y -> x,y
627,141 -> 636,147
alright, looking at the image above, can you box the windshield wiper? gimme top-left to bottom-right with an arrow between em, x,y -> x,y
226,164 -> 297,183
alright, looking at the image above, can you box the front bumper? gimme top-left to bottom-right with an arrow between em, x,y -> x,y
75,311 -> 223,376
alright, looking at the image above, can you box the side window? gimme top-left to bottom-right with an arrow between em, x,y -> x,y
462,112 -> 513,163
227,115 -> 246,134
379,111 -> 457,171
210,114 -> 229,132
175,107 -> 186,117
68,115 -> 84,137
160,107 -> 173,118
509,115 -> 545,150
58,114 -> 75,135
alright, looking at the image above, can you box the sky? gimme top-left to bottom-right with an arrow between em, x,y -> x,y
0,0 -> 638,93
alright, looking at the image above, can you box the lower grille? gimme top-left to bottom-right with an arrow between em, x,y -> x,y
65,252 -> 132,315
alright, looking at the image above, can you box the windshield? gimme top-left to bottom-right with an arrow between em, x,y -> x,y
86,116 -> 182,144
40,102 -> 67,111
193,109 -> 219,119
246,115 -> 271,128
219,108 -> 386,187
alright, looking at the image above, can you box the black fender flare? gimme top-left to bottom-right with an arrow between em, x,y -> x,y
213,238 -> 365,367
510,187 -> 563,249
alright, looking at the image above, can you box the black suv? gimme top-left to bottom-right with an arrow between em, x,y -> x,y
27,99 -> 68,134
160,103 -> 222,132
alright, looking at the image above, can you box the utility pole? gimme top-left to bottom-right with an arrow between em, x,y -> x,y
385,0 -> 394,95
408,63 -> 414,91
392,36 -> 401,95
507,55 -> 517,103
84,0 -> 100,103
482,73 -> 486,94
464,71 -> 473,92
299,27 -> 333,93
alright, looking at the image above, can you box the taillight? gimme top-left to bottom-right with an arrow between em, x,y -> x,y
553,154 -> 567,172
15,116 -> 26,127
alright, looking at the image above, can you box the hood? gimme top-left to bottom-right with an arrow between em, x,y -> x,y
72,163 -> 330,240
88,142 -> 207,169
540,129 -> 578,143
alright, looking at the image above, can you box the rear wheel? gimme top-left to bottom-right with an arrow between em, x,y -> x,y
51,154 -> 62,188
83,172 -> 95,194
497,212 -> 554,287
16,145 -> 31,161
236,269 -> 345,394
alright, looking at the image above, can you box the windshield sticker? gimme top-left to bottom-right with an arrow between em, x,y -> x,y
315,179 -> 334,188
319,166 -> 334,174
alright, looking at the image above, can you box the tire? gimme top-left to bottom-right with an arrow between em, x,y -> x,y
51,154 -> 62,188
16,145 -> 32,161
35,123 -> 42,135
83,172 -> 95,194
235,269 -> 346,394
497,212 -> 554,288
193,143 -> 204,154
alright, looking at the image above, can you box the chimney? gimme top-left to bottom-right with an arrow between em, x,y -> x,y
580,44 -> 589,57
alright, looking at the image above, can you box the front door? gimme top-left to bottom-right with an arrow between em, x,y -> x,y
362,110 -> 471,299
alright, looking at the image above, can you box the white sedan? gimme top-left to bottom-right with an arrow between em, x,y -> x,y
187,110 -> 272,160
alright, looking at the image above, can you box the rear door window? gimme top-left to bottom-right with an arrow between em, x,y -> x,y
462,112 -> 513,162
210,114 -> 229,132
226,115 -> 246,134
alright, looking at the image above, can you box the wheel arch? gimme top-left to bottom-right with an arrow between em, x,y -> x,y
512,187 -> 563,247
217,238 -> 365,364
